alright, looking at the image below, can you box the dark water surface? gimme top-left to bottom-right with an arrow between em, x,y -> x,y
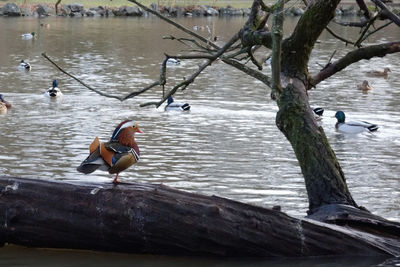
0,15 -> 399,265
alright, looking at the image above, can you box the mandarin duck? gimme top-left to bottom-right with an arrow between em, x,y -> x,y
165,96 -> 190,112
0,94 -> 12,109
0,94 -> 11,114
21,32 -> 35,40
357,80 -> 373,91
45,79 -> 63,98
366,67 -> 391,79
18,60 -> 31,71
77,120 -> 142,183
335,111 -> 378,134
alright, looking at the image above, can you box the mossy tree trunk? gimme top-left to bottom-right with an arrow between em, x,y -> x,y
273,0 -> 358,213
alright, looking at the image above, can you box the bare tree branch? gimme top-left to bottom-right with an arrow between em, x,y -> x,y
222,58 -> 271,87
371,0 -> 400,27
325,26 -> 356,46
128,0 -> 219,50
270,0 -> 284,100
44,1 -> 274,106
310,41 -> 400,86
359,21 -> 393,43
41,53 -> 124,101
356,0 -> 371,20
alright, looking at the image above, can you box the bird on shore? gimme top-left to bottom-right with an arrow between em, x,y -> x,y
21,32 -> 35,40
77,120 -> 142,183
334,111 -> 378,134
18,60 -> 31,71
45,79 -> 63,98
164,96 -> 190,112
366,67 -> 391,79
357,80 -> 373,91
0,94 -> 11,114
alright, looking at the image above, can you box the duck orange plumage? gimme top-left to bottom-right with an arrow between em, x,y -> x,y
77,120 -> 142,183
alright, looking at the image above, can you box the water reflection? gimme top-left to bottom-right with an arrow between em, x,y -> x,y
0,15 -> 399,263
0,245 -> 397,267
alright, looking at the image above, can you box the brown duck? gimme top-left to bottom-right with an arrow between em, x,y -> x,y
357,80 -> 373,91
366,67 -> 391,78
77,120 -> 142,183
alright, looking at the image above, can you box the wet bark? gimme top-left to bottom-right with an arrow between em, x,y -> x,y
0,177 -> 399,257
276,0 -> 358,213
275,82 -> 357,213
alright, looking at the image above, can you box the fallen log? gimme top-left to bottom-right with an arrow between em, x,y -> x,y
0,176 -> 399,257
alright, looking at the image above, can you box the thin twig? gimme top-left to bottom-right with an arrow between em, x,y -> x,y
41,53 -> 124,101
325,26 -> 355,46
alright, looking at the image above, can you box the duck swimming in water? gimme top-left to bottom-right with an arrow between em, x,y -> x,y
334,111 -> 378,134
18,60 -> 31,71
21,32 -> 35,40
0,94 -> 11,114
312,107 -> 324,120
164,96 -> 190,112
77,120 -> 142,183
45,79 -> 63,98
366,67 -> 391,79
166,58 -> 181,66
357,80 -> 373,91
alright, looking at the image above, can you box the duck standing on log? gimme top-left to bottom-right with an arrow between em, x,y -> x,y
334,111 -> 379,134
164,96 -> 190,112
77,120 -> 142,183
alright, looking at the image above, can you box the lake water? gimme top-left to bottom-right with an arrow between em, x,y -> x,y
0,14 -> 399,265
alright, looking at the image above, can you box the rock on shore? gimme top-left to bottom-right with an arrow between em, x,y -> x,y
0,2 -> 399,18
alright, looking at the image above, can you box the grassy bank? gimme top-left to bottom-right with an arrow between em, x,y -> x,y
1,0 -> 258,8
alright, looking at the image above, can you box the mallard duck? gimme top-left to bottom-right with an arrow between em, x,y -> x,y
0,94 -> 11,114
334,111 -> 378,134
312,107 -> 324,120
21,32 -> 35,40
164,96 -> 190,111
166,58 -> 181,66
357,80 -> 373,91
18,60 -> 31,71
366,67 -> 391,78
77,120 -> 142,183
45,79 -> 63,98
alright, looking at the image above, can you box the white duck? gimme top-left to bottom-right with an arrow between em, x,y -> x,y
21,32 -> 35,40
164,96 -> 190,112
18,60 -> 31,71
334,111 -> 378,134
45,79 -> 63,98
166,58 -> 180,66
